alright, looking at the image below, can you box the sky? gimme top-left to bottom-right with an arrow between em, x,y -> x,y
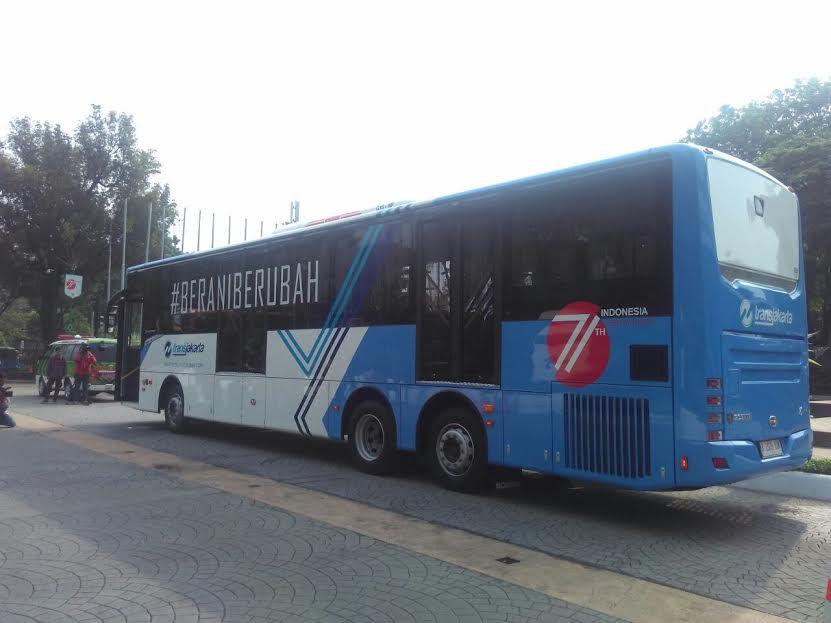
2,1 -> 830,253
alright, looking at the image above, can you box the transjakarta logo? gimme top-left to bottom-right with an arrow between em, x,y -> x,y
164,341 -> 205,358
740,299 -> 793,328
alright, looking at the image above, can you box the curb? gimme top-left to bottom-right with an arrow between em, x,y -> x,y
814,430 -> 831,448
731,470 -> 831,502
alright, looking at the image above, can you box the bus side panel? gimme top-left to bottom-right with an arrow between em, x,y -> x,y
138,333 -> 217,416
501,319 -> 674,487
325,325 -> 415,445
267,325 -> 415,438
552,384 -> 675,489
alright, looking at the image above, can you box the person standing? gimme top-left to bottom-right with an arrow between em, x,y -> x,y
72,345 -> 97,406
43,346 -> 66,403
0,372 -> 15,427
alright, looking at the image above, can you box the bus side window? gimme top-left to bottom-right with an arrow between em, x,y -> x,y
363,221 -> 415,325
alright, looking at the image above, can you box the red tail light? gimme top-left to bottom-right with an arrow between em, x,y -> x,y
706,395 -> 722,407
707,413 -> 722,425
708,430 -> 723,441
705,378 -> 721,389
712,457 -> 729,469
680,456 -> 689,471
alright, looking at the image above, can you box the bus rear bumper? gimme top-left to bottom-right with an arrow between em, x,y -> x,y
677,428 -> 812,488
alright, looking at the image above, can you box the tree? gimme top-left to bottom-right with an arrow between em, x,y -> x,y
684,78 -> 831,342
0,106 -> 179,343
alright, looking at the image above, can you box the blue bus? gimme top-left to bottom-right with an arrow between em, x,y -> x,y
112,144 -> 812,491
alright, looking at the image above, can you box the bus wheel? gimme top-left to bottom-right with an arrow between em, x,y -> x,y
429,407 -> 488,492
37,377 -> 47,397
348,400 -> 397,475
163,384 -> 187,434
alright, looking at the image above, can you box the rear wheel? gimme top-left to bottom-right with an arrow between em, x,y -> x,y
348,400 -> 397,475
163,384 -> 187,434
428,407 -> 489,492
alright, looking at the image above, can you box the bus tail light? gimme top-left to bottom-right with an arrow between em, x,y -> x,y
708,430 -> 723,441
705,378 -> 721,389
680,456 -> 689,471
706,395 -> 722,407
707,413 -> 722,425
712,457 -> 729,469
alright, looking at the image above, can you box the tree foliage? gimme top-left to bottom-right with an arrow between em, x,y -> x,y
684,78 -> 831,342
0,106 -> 179,343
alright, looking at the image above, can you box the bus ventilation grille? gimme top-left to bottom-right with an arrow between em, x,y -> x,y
564,394 -> 651,479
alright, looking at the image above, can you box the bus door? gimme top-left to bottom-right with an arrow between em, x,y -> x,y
117,297 -> 143,402
417,217 -> 500,384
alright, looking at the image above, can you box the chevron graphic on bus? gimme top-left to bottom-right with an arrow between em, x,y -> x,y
277,224 -> 383,377
547,301 -> 610,387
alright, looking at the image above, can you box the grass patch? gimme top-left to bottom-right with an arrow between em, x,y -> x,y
801,457 -> 831,475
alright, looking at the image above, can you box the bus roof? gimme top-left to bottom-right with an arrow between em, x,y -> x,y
128,143 -> 712,275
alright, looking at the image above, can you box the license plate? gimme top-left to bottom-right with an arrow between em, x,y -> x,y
759,439 -> 783,459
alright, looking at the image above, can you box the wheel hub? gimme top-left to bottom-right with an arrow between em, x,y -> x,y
355,413 -> 384,462
436,424 -> 474,477
168,395 -> 183,421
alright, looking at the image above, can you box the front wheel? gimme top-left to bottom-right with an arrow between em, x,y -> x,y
428,407 -> 489,492
348,400 -> 397,475
163,384 -> 187,434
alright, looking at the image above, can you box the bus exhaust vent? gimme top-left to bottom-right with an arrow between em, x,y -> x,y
564,394 -> 651,479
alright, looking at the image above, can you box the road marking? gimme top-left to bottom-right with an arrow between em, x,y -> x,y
11,411 -> 791,623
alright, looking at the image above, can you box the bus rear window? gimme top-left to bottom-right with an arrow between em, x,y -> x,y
707,158 -> 799,290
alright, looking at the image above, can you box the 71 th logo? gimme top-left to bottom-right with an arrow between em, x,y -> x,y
546,301 -> 610,387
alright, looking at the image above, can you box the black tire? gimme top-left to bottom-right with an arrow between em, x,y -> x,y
163,383 -> 187,434
347,400 -> 397,475
38,376 -> 48,397
428,407 -> 489,492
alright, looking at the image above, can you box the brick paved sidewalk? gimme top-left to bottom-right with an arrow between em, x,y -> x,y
6,386 -> 831,622
0,427 -> 623,623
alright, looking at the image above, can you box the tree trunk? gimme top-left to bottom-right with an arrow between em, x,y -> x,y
821,261 -> 831,345
38,273 -> 59,343
804,244 -> 818,331
0,295 -> 18,321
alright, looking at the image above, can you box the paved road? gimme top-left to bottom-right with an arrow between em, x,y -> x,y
3,384 -> 831,622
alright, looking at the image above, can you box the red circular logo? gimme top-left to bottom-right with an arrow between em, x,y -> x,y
66,279 -> 76,290
546,301 -> 610,388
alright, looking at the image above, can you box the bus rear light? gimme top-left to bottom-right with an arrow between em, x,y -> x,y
482,403 -> 494,414
708,430 -> 723,441
706,395 -> 722,407
712,457 -> 729,469
485,419 -> 494,427
705,378 -> 721,389
707,413 -> 722,424
680,456 -> 689,471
